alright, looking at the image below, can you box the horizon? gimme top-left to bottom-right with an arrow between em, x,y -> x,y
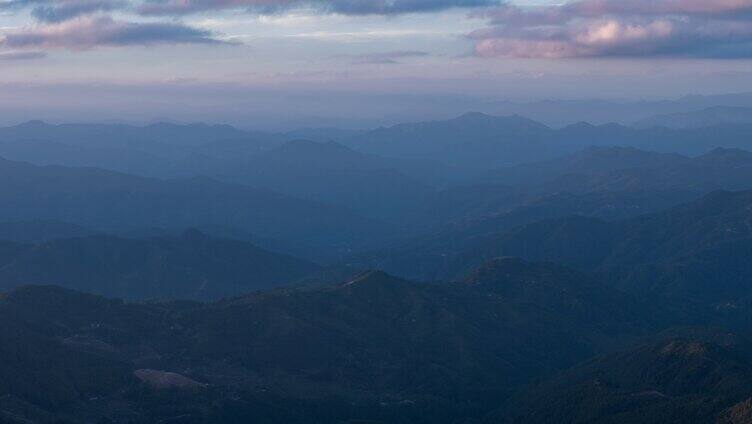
4,90 -> 752,130
3,0 -> 752,129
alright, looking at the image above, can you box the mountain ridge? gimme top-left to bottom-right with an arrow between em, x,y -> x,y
0,229 -> 320,300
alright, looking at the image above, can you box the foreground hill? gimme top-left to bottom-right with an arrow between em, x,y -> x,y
0,258 -> 662,423
0,230 -> 320,300
499,331 -> 752,424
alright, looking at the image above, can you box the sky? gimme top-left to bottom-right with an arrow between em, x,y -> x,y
1,0 -> 752,129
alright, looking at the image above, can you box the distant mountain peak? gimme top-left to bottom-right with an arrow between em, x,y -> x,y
453,111 -> 547,127
457,111 -> 494,120
565,121 -> 597,130
17,120 -> 50,128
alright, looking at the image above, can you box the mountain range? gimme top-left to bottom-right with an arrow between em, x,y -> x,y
5,111 -> 752,179
0,258 -> 667,423
2,253 -> 750,423
633,106 -> 752,129
499,330 -> 752,424
0,230 -> 319,300
0,156 -> 392,259
2,110 -> 752,423
342,112 -> 752,168
357,147 -> 752,281
443,190 -> 752,315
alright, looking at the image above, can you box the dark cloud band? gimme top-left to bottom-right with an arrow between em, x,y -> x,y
1,16 -> 223,50
0,0 -> 496,54
2,0 -> 499,18
137,0 -> 498,16
30,0 -> 125,23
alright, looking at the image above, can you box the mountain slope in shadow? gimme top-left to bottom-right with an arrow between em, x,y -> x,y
0,230 -> 320,300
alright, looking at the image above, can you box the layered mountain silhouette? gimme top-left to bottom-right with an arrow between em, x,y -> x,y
5,115 -> 752,180
345,112 -> 752,167
634,106 -> 752,129
356,190 -> 698,281
345,112 -> 553,168
0,258 -> 664,423
0,230 -> 319,300
362,147 -> 752,281
0,156 -> 391,256
179,139 -> 451,223
2,113 -> 752,423
0,220 -> 92,243
500,331 -> 752,424
444,190 -> 752,311
483,146 -> 752,193
0,120 -> 283,178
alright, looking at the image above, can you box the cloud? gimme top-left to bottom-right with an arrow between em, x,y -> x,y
562,0 -> 752,18
30,0 -> 125,23
0,0 -> 134,24
0,15 -> 223,50
471,0 -> 752,58
0,0 -> 488,56
137,0 -> 499,16
345,50 -> 430,64
0,50 -> 45,60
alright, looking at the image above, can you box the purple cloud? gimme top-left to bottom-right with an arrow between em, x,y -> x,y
562,0 -> 752,18
30,0 -> 125,23
1,16 -> 223,50
0,0 -> 494,56
137,0 -> 498,16
472,0 -> 752,58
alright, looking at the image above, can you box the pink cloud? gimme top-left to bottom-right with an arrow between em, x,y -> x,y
1,16 -> 222,50
472,0 -> 752,58
567,0 -> 752,17
137,0 -> 498,16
